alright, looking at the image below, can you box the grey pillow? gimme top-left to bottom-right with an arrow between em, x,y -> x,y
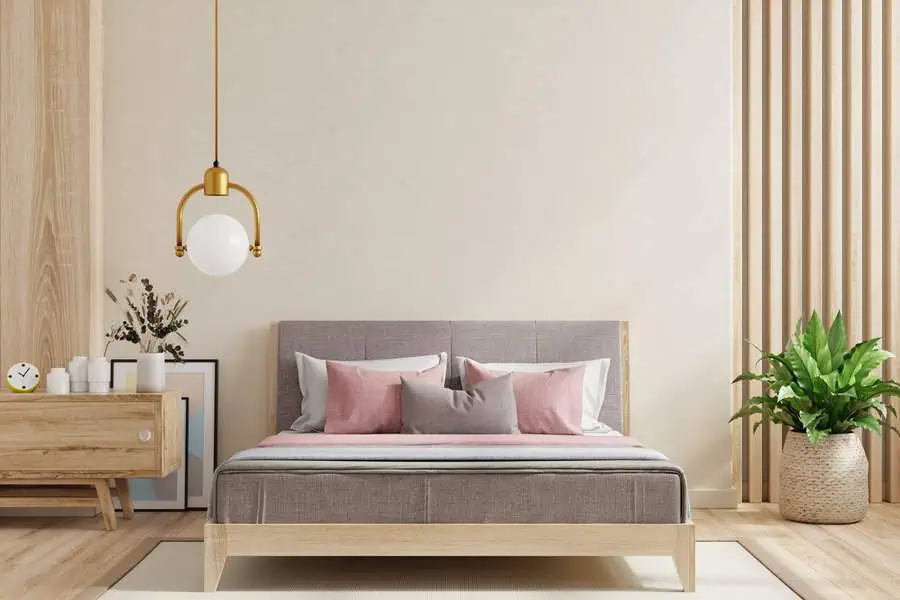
400,374 -> 519,434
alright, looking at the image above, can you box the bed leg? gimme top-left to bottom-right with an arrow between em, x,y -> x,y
674,523 -> 696,592
204,523 -> 227,593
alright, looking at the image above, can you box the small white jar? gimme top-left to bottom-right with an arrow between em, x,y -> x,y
68,356 -> 88,393
46,368 -> 70,395
88,357 -> 110,393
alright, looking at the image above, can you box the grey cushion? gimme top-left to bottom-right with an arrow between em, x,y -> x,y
400,375 -> 519,434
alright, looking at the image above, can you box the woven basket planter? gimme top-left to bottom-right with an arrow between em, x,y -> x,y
780,431 -> 868,524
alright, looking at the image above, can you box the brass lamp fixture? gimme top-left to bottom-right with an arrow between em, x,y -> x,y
175,0 -> 261,276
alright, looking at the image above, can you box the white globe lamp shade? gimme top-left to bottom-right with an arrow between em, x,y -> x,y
186,214 -> 249,276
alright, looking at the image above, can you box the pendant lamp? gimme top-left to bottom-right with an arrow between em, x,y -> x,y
175,0 -> 261,276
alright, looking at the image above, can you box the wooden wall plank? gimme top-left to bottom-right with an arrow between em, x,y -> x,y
825,0 -> 845,322
788,0 -> 805,339
767,0 -> 785,504
88,0 -> 104,358
0,0 -> 39,369
864,0 -> 885,503
847,0 -> 866,360
887,0 -> 900,503
0,1 -> 102,380
741,0 -> 752,503
747,0 -> 766,504
733,0 -> 747,502
804,0 -> 825,318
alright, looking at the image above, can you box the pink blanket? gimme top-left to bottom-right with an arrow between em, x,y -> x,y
258,433 -> 639,448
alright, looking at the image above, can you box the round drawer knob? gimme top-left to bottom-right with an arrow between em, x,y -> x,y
138,429 -> 153,443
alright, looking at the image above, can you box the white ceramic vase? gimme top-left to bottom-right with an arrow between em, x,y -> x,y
136,352 -> 166,393
46,368 -> 70,395
88,357 -> 110,393
67,356 -> 88,393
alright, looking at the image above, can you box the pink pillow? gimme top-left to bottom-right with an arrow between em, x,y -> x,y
325,359 -> 446,433
464,360 -> 585,435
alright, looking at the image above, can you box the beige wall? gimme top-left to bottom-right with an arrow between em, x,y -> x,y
104,0 -> 735,502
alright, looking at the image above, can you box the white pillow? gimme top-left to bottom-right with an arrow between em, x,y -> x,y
291,352 -> 448,432
454,356 -> 611,432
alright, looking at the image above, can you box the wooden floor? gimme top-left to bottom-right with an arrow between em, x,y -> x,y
0,505 -> 898,599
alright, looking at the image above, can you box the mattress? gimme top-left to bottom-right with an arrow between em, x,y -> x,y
210,433 -> 689,525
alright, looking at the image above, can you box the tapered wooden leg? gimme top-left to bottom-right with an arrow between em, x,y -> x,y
674,523 -> 696,592
93,480 -> 117,531
114,479 -> 134,519
205,523 -> 227,592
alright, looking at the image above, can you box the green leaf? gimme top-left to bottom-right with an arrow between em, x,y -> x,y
783,388 -> 813,414
729,405 -> 762,422
786,343 -> 821,392
728,396 -> 775,421
839,339 -> 880,388
762,353 -> 795,385
831,420 -> 857,434
732,371 -> 767,384
777,385 -> 797,400
856,381 -> 900,402
799,410 -> 824,431
806,429 -> 829,445
827,311 -> 849,371
854,413 -> 882,434
854,349 -> 894,383
820,372 -> 839,392
803,311 -> 832,373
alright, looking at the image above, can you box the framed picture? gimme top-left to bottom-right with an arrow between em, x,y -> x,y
111,359 -> 218,508
114,397 -> 188,510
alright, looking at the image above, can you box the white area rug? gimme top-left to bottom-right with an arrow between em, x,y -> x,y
101,541 -> 803,599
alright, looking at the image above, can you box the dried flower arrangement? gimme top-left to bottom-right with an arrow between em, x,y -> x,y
104,274 -> 189,361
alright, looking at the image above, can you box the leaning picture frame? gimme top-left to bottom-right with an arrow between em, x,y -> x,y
111,359 -> 218,508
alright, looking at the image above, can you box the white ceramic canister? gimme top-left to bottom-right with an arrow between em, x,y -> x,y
46,367 -> 70,395
67,356 -> 88,393
88,357 -> 110,393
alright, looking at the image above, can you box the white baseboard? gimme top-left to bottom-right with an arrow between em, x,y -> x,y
690,487 -> 739,509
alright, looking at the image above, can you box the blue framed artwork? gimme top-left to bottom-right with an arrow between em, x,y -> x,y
111,359 -> 219,508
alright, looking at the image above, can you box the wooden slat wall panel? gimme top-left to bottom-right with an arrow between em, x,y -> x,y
888,0 -> 900,502
738,0 -> 900,503
734,0 -> 747,503
865,0 -> 885,503
804,0 -> 825,317
0,1 -> 102,380
788,0 -> 806,344
766,0 -> 785,504
825,0 -> 844,324
747,0 -> 766,504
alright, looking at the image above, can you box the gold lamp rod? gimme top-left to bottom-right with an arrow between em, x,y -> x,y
175,0 -> 262,260
213,0 -> 219,166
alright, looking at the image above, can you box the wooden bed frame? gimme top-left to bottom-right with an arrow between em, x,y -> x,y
204,321 -> 695,592
204,522 -> 695,592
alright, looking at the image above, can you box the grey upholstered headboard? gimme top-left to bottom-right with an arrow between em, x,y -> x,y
273,321 -> 629,434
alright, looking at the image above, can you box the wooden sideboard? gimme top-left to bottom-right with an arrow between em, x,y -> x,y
0,391 -> 183,530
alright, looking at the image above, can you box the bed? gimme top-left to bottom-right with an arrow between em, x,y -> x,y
204,321 -> 695,592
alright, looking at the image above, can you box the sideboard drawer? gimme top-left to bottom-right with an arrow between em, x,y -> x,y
0,402 -> 160,474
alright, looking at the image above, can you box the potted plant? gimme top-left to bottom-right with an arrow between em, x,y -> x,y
730,311 -> 900,523
105,274 -> 189,392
